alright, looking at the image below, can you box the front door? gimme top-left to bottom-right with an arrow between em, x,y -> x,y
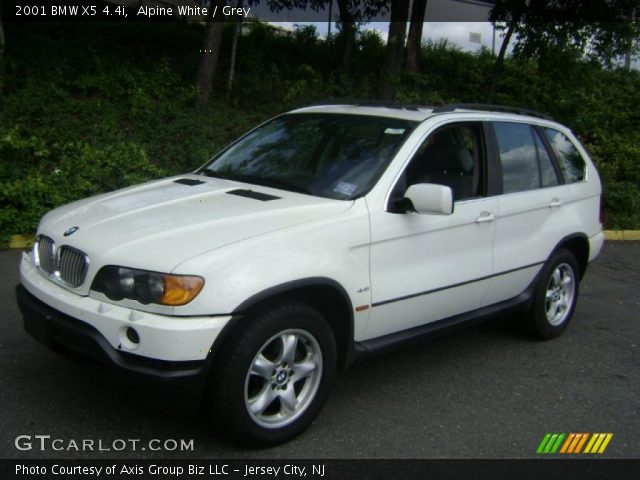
365,122 -> 497,340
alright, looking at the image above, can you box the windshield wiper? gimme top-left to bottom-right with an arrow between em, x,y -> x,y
199,169 -> 230,180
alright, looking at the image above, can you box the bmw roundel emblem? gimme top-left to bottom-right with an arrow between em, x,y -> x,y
64,226 -> 79,236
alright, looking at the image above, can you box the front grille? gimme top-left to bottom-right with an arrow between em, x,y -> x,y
35,235 -> 89,288
37,236 -> 56,274
58,246 -> 88,287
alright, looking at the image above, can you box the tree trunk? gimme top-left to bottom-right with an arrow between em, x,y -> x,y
336,0 -> 355,74
487,2 -> 526,103
487,21 -> 516,103
196,0 -> 226,106
0,4 -> 5,58
381,0 -> 411,100
405,0 -> 428,72
227,0 -> 244,93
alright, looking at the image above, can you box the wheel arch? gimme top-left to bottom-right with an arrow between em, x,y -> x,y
210,278 -> 355,372
551,233 -> 590,279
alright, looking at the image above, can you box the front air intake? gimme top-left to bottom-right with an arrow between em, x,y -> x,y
35,235 -> 89,288
57,246 -> 89,288
36,235 -> 56,274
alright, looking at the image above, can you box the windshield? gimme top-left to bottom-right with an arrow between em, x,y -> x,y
200,113 -> 417,199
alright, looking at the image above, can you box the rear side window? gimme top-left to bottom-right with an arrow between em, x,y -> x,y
493,122 -> 560,194
533,130 -> 559,188
543,128 -> 585,183
493,123 -> 534,193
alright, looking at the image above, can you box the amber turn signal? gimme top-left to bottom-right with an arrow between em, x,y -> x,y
160,275 -> 205,306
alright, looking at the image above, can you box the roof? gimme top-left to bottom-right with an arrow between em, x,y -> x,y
289,102 -> 555,124
290,104 -> 435,122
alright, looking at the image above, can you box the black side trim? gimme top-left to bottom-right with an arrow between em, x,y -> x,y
484,122 -> 504,196
372,261 -> 545,307
355,279 -> 538,360
173,178 -> 205,186
233,277 -> 352,315
226,189 -> 281,201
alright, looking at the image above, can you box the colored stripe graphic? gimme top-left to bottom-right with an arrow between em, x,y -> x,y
536,434 -> 552,454
537,433 -> 565,454
574,433 -> 589,453
550,433 -> 565,453
539,433 -> 613,454
559,433 -> 575,453
598,434 -> 613,453
567,433 -> 583,453
584,433 -> 613,454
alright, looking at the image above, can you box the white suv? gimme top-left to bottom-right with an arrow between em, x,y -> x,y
17,103 -> 604,445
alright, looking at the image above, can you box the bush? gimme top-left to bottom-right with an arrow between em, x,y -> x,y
0,129 -> 165,237
1,21 -> 639,236
585,130 -> 640,229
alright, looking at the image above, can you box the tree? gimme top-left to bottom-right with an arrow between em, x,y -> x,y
501,0 -> 639,66
488,0 -> 640,102
0,1 -> 5,58
336,0 -> 357,73
310,0 -> 390,74
487,0 -> 525,103
227,0 -> 246,92
196,0 -> 228,106
405,0 -> 428,72
381,0 -> 410,100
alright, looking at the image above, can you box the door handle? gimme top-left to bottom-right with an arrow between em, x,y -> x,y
475,212 -> 496,223
549,198 -> 563,208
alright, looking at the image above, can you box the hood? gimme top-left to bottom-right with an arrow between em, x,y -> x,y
38,174 -> 352,281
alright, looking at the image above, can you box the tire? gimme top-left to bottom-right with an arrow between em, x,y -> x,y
206,299 -> 336,446
523,248 -> 580,340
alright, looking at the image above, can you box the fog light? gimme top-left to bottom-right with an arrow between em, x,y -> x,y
126,327 -> 140,344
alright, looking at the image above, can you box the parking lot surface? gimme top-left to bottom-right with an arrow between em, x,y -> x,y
1,243 -> 638,458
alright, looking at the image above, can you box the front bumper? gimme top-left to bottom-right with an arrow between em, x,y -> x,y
16,285 -> 208,386
19,251 -> 231,362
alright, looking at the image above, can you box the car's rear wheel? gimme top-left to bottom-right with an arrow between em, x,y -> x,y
523,248 -> 580,339
206,299 -> 336,446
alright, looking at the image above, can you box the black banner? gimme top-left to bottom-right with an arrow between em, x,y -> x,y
3,459 -> 640,480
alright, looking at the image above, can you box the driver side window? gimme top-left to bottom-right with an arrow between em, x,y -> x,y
404,123 -> 484,202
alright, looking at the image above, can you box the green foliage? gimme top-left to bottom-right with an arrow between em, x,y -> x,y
584,130 -> 640,229
1,21 -> 639,236
0,129 -> 165,236
490,0 -> 639,67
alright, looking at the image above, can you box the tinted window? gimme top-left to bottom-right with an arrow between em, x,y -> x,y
202,114 -> 416,199
533,130 -> 559,188
544,128 -> 585,183
403,124 -> 483,201
494,122 -> 540,194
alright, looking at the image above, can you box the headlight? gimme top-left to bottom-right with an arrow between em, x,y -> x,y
91,266 -> 204,306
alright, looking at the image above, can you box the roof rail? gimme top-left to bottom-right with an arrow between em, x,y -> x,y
307,98 -> 432,112
432,103 -> 553,120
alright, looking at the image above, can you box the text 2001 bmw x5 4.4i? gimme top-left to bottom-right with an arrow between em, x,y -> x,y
17,103 -> 604,446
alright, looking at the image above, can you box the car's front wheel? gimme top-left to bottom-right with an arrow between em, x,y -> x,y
206,299 -> 336,446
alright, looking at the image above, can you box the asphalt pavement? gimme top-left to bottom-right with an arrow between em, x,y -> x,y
1,243 -> 638,459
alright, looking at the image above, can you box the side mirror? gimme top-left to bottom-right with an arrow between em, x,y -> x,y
404,183 -> 453,215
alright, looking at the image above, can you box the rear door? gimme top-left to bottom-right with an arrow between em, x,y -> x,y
486,121 -> 568,304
